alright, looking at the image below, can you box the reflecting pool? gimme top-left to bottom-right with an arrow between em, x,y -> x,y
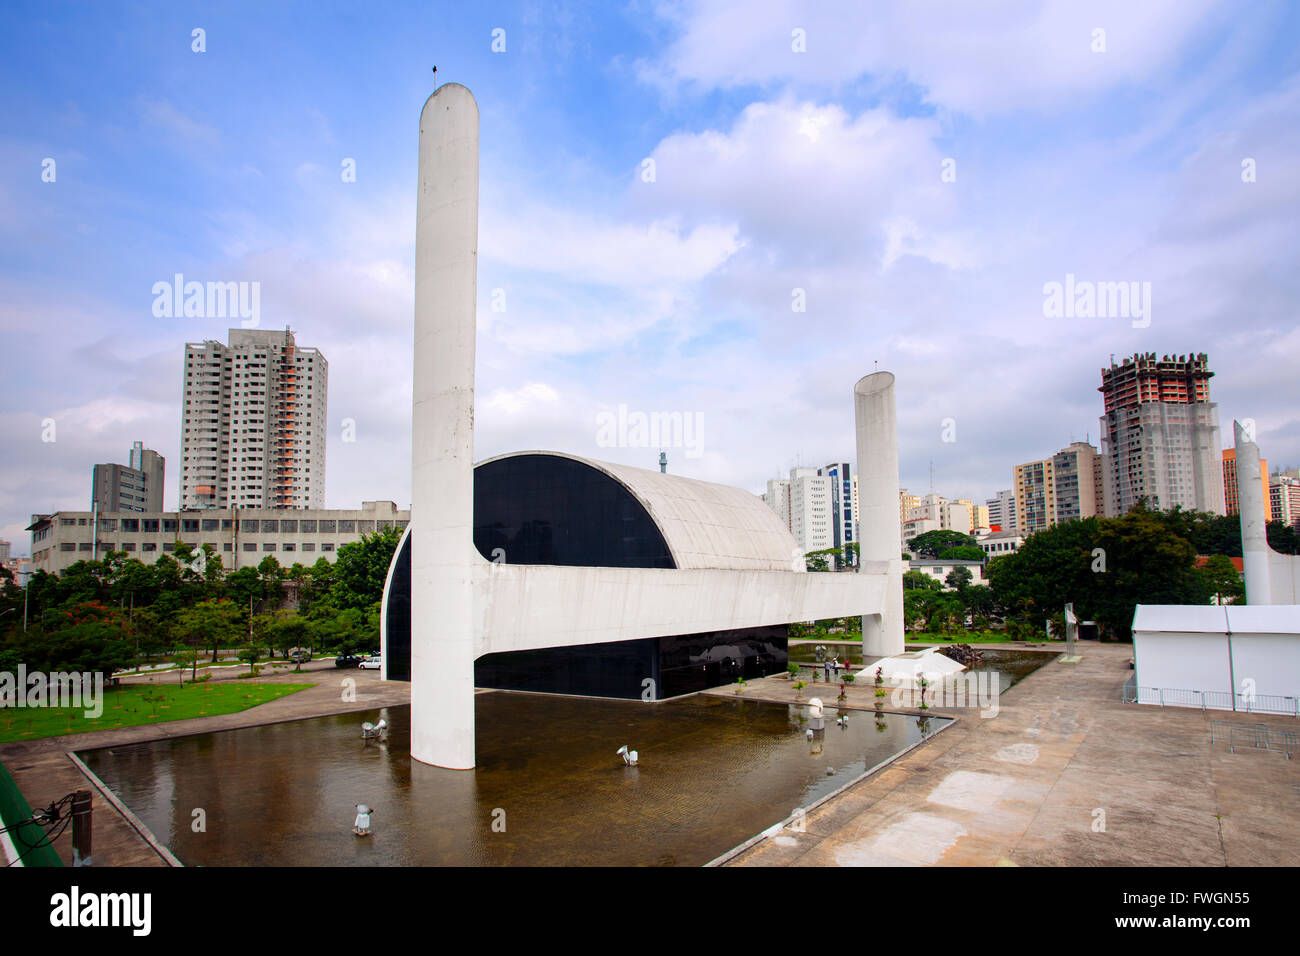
81,693 -> 948,866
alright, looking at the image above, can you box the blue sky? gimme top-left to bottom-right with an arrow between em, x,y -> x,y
3,1 -> 1299,552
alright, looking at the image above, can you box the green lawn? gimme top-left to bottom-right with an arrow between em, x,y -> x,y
0,682 -> 316,742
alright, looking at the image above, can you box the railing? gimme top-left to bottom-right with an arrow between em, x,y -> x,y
1123,684 -> 1300,716
1209,721 -> 1299,759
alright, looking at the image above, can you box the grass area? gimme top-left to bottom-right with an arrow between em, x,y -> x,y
0,682 -> 316,743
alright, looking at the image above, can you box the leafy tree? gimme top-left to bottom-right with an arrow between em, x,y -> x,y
944,566 -> 974,591
1196,554 -> 1244,605
903,570 -> 942,591
328,528 -> 402,611
939,545 -> 985,562
907,530 -> 979,559
175,599 -> 244,666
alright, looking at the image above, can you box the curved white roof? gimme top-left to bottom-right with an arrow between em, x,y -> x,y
477,450 -> 804,573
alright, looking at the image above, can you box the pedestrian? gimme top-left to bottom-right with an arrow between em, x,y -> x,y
832,658 -> 840,679
823,660 -> 830,682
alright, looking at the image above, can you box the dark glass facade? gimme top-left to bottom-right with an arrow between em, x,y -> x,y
473,454 -> 673,568
383,454 -> 789,699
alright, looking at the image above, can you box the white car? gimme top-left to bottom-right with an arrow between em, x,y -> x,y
358,655 -> 383,670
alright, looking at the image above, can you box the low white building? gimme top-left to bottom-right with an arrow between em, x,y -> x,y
1130,604 -> 1300,714
905,557 -> 987,588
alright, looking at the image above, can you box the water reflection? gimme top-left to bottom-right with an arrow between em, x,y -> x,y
81,693 -> 947,867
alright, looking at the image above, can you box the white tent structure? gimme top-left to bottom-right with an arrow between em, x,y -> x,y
1130,605 -> 1300,715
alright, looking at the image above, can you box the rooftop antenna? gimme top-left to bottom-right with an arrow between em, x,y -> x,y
929,459 -> 934,493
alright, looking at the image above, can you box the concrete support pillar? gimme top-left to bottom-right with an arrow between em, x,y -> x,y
410,84 -> 480,769
1234,420 -> 1272,606
855,372 -> 904,657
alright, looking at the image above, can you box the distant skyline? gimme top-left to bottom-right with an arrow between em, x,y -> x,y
3,2 -> 1299,554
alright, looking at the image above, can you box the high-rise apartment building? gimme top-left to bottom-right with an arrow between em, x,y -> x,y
819,462 -> 859,564
180,329 -> 328,510
1013,442 -> 1101,534
1223,448 -> 1273,519
1271,474 -> 1300,528
92,441 -> 165,513
899,490 -> 920,523
986,489 -> 1016,533
763,467 -> 834,554
1098,353 -> 1224,517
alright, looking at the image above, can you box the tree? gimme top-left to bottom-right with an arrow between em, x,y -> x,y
329,528 -> 403,611
944,566 -> 974,592
903,570 -> 942,591
908,530 -> 979,559
1196,554 -> 1244,605
174,599 -> 244,672
939,545 -> 985,562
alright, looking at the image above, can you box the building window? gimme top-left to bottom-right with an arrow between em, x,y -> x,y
61,543 -> 76,552
163,519 -> 178,533
223,543 -> 232,551
123,542 -> 136,552
202,519 -> 219,531
221,519 -> 233,530
243,542 -> 257,552
100,519 -> 117,531
142,543 -> 157,552
280,520 -> 297,533
322,543 -> 335,552
338,520 -> 355,533
163,542 -> 175,552
319,520 -> 336,533
242,520 -> 259,533
261,520 -> 278,533
263,543 -> 276,551
302,543 -> 315,552
142,519 -> 160,532
300,520 -> 317,533
282,543 -> 295,552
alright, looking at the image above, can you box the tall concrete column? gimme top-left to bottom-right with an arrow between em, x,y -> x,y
1234,420 -> 1272,606
411,84 -> 480,769
855,372 -> 904,657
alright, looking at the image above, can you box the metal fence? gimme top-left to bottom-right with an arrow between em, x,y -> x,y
1210,721 -> 1299,759
1121,683 -> 1300,716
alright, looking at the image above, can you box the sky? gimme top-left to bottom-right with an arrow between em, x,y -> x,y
2,0 -> 1298,554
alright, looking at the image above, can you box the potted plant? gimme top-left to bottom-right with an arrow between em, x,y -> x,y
793,680 -> 806,700
786,663 -> 799,680
917,674 -> 931,711
734,677 -> 747,695
873,666 -> 886,709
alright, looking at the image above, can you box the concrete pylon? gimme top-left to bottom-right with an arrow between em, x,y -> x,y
854,372 -> 904,657
1234,420 -> 1272,606
410,84 -> 480,769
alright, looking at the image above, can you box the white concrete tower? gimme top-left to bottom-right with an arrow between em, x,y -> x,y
854,372 -> 904,656
410,84 -> 481,769
1235,420 -> 1272,606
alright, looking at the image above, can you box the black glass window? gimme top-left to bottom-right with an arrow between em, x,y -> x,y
473,455 -> 673,568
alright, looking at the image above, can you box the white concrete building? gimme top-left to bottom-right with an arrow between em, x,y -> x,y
389,84 -> 905,769
180,328 -> 328,510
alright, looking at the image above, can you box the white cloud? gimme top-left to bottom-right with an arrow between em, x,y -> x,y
647,0 -> 1227,115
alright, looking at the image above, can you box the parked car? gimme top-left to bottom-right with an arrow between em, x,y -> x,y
358,655 -> 383,671
335,654 -> 363,669
290,649 -> 312,664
